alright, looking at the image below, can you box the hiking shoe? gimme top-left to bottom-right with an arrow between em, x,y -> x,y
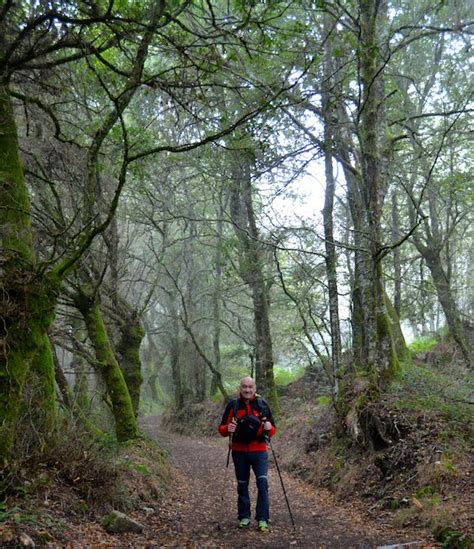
257,520 -> 269,532
238,518 -> 251,528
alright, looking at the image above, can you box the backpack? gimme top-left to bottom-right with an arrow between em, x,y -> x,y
232,397 -> 269,444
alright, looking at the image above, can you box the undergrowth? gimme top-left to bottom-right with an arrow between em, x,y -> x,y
0,409 -> 170,532
388,357 -> 473,444
408,335 -> 439,354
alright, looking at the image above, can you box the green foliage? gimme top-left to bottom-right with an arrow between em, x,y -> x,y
415,484 -> 437,498
317,395 -> 332,406
122,460 -> 151,477
434,526 -> 474,549
0,503 -> 37,525
98,432 -> 119,454
414,485 -> 441,507
211,391 -> 223,404
409,336 -> 439,353
274,366 -> 304,387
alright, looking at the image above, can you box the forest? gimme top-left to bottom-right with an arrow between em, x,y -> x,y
0,0 -> 473,547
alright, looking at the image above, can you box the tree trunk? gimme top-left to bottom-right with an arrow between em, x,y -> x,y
74,289 -> 137,442
141,327 -> 164,403
408,170 -> 472,366
210,187 -> 226,396
70,313 -> 91,412
27,332 -> 57,433
141,319 -> 166,403
322,22 -> 342,397
146,372 -> 159,401
168,295 -> 184,409
358,0 -> 397,379
0,82 -> 59,459
407,166 -> 472,367
328,0 -> 407,445
424,252 -> 472,367
230,147 -> 278,412
52,345 -> 72,409
116,300 -> 145,416
52,345 -> 103,436
391,192 -> 402,317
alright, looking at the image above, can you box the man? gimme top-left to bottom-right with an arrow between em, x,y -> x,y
218,376 -> 276,532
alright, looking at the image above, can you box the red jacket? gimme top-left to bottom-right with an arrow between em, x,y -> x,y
218,396 -> 276,452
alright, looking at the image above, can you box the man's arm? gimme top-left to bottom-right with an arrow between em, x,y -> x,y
218,400 -> 235,437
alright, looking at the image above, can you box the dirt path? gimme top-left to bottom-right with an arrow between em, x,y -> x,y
138,417 -> 434,548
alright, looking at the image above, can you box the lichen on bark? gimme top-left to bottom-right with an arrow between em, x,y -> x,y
0,83 -> 59,459
74,288 -> 138,442
117,314 -> 145,417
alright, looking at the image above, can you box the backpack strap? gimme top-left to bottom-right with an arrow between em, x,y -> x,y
234,396 -> 269,418
256,397 -> 268,416
232,397 -> 240,418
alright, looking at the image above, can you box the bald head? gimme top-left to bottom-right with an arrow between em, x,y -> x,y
239,376 -> 256,401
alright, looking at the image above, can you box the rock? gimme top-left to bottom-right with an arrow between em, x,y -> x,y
101,510 -> 144,534
19,532 -> 35,547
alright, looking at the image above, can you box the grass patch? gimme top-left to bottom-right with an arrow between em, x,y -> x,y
274,365 -> 305,387
409,335 -> 439,353
317,395 -> 332,406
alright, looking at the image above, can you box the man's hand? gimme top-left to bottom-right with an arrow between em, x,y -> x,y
263,420 -> 272,431
227,417 -> 238,434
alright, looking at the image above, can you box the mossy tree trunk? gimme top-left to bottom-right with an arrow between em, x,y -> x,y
1,0 -> 167,460
103,208 -> 144,416
391,192 -> 402,317
423,250 -> 472,368
356,0 -> 399,382
326,0 -> 408,445
26,330 -> 57,434
0,82 -> 60,460
116,300 -> 145,416
73,288 -> 137,442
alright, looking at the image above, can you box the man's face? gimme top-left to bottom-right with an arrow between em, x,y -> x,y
240,378 -> 256,400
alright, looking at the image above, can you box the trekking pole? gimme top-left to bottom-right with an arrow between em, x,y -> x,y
221,433 -> 233,501
266,435 -> 296,529
226,433 -> 233,468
